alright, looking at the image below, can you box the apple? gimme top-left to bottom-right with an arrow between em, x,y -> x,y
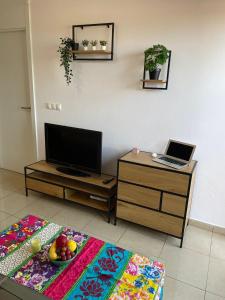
56,235 -> 68,248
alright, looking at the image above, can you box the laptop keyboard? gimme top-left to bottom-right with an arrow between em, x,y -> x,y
160,156 -> 186,166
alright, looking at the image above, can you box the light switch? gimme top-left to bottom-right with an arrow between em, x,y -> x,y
52,103 -> 57,110
56,104 -> 62,111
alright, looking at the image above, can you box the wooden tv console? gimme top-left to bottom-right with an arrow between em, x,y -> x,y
24,161 -> 117,222
115,151 -> 197,247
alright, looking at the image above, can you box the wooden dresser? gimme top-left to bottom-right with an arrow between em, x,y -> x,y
116,151 -> 197,247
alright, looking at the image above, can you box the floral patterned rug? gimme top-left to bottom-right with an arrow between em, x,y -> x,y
0,215 -> 165,299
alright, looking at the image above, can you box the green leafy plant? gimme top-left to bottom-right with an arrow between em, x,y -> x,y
58,37 -> 74,85
90,40 -> 98,46
144,44 -> 170,72
100,40 -> 107,46
82,40 -> 89,47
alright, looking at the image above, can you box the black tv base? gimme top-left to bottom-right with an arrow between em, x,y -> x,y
56,166 -> 91,177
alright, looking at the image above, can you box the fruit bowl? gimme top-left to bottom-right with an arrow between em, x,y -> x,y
49,234 -> 78,266
49,248 -> 78,266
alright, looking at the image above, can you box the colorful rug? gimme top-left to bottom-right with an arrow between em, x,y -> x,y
0,215 -> 165,299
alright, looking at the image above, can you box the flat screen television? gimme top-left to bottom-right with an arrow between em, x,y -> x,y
45,123 -> 102,176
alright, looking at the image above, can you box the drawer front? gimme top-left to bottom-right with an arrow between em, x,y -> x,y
117,201 -> 183,237
26,178 -> 64,198
162,193 -> 186,217
117,182 -> 160,209
119,162 -> 189,196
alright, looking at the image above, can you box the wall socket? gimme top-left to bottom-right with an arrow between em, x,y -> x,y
46,103 -> 62,111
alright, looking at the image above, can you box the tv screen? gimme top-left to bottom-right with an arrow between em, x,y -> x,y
45,123 -> 102,173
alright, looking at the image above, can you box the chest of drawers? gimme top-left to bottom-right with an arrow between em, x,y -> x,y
115,151 -> 197,247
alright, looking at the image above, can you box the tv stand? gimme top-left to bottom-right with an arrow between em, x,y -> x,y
56,166 -> 91,177
24,161 -> 117,223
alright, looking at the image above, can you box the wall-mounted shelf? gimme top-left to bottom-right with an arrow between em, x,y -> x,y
141,80 -> 167,84
72,22 -> 114,61
71,50 -> 112,55
142,50 -> 172,90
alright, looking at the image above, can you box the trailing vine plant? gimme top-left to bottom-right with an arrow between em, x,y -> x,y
58,37 -> 74,85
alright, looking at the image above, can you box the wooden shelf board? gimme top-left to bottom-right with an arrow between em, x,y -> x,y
72,50 -> 111,55
66,190 -> 108,212
27,161 -> 116,190
28,171 -> 113,198
141,80 -> 167,84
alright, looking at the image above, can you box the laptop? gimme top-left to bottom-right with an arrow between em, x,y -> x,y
153,139 -> 196,169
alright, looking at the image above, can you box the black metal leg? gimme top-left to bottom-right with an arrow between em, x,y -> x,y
24,167 -> 28,197
107,198 -> 111,223
113,197 -> 117,225
180,238 -> 183,248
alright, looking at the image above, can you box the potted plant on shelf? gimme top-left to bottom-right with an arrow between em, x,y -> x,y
58,37 -> 75,85
90,40 -> 98,51
100,40 -> 107,51
144,44 -> 170,80
82,40 -> 89,51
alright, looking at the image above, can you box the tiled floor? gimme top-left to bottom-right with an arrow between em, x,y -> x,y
0,169 -> 224,299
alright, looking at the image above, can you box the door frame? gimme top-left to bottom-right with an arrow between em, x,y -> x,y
0,1 -> 39,163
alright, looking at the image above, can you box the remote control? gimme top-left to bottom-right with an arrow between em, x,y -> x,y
103,178 -> 114,184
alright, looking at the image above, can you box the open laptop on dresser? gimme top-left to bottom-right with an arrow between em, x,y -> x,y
153,139 -> 196,169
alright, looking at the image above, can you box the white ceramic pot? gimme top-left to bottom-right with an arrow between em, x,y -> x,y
84,46 -> 88,51
101,45 -> 107,51
92,46 -> 96,51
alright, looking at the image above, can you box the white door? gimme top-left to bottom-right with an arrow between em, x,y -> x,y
0,30 -> 35,173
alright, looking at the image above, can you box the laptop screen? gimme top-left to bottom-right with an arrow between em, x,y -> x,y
166,141 -> 194,161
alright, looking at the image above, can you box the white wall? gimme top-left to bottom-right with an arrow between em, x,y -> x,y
30,0 -> 225,227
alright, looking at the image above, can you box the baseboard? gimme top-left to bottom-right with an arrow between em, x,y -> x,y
189,219 -> 214,231
189,218 -> 225,235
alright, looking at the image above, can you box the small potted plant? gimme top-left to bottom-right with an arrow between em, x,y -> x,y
100,40 -> 107,51
58,37 -> 75,85
90,40 -> 98,51
82,40 -> 89,51
144,44 -> 170,80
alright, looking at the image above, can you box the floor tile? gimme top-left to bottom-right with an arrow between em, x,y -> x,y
0,173 -> 24,191
50,203 -> 95,230
167,225 -> 212,255
0,187 -> 14,200
0,215 -> 21,231
164,276 -> 205,300
211,233 -> 225,260
207,257 -> 225,298
14,196 -> 62,220
117,223 -> 166,257
205,292 -> 225,300
83,215 -> 127,242
0,211 -> 12,223
0,192 -> 36,215
160,243 -> 209,289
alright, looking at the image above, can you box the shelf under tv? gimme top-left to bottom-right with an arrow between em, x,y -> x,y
24,160 -> 117,222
